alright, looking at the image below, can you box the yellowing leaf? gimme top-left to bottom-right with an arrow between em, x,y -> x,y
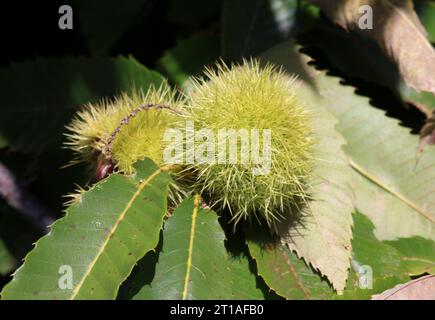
316,73 -> 435,241
260,44 -> 354,292
277,82 -> 354,293
262,40 -> 435,242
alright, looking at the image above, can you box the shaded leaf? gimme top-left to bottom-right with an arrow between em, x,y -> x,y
0,161 -> 54,231
222,0 -> 298,61
309,0 -> 435,95
1,159 -> 171,299
0,204 -> 43,277
116,248 -> 159,300
247,232 -> 334,299
0,238 -> 15,276
299,24 -> 402,97
0,134 -> 6,150
134,195 -> 261,299
134,195 -> 230,299
228,254 -> 264,299
157,30 -> 220,87
74,0 -> 147,55
416,0 -> 435,43
167,0 -> 222,25
0,57 -> 164,152
402,86 -> 435,114
372,275 -> 435,300
299,22 -> 435,117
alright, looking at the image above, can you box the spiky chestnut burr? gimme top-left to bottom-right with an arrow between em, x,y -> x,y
184,60 -> 314,229
65,85 -> 188,204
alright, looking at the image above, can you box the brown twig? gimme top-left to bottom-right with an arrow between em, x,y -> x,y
0,161 -> 54,232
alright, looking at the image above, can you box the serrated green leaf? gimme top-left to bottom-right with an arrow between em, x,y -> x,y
134,195 -> 261,299
0,159 -> 170,300
222,0 -> 298,61
260,44 -> 354,292
280,83 -> 354,292
247,232 -> 334,299
120,250 -> 264,300
134,195 -> 229,299
257,40 -> 435,298
248,211 -> 434,299
340,212 -> 410,299
228,254 -> 264,299
0,57 -> 164,152
315,72 -> 435,241
262,40 -> 435,241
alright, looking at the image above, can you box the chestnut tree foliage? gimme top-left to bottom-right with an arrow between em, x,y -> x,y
0,0 -> 434,300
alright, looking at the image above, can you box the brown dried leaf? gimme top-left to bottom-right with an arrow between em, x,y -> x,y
309,0 -> 435,95
372,275 -> 435,300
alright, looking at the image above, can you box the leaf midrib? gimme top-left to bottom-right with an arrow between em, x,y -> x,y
70,168 -> 163,299
182,194 -> 200,300
349,159 -> 435,224
280,247 -> 311,299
